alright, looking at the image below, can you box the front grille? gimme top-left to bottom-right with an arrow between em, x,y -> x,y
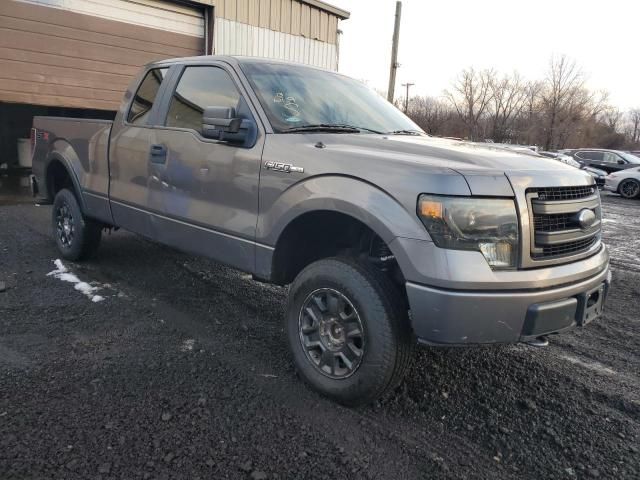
534,185 -> 596,201
533,236 -> 598,259
526,186 -> 601,263
533,213 -> 580,232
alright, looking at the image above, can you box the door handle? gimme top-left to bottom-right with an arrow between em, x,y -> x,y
149,144 -> 167,164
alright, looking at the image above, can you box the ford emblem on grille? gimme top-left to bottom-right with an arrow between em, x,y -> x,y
576,209 -> 597,229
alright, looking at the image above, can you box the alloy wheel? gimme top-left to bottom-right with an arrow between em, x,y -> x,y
620,180 -> 640,198
298,288 -> 365,379
55,201 -> 75,248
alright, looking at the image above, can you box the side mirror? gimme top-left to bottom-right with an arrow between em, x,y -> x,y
617,159 -> 625,165
202,106 -> 247,143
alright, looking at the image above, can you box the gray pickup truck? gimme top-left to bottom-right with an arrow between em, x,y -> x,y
31,56 -> 611,405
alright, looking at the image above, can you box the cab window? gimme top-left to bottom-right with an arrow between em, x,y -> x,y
127,68 -> 168,125
577,151 -> 603,161
165,66 -> 241,133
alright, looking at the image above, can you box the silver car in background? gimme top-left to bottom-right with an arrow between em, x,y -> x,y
539,151 -> 581,168
605,167 -> 640,199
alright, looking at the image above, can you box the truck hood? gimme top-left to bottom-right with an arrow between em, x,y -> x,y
325,133 -> 571,172
305,133 -> 594,195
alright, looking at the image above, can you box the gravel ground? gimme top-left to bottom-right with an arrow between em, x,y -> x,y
0,192 -> 638,479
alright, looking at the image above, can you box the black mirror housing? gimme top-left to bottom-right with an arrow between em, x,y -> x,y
202,106 -> 247,143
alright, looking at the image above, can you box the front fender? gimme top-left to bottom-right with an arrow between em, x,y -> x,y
257,175 -> 430,246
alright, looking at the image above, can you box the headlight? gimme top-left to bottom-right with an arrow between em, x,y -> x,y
417,195 -> 519,269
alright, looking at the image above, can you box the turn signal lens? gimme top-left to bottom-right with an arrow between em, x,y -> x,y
419,199 -> 443,218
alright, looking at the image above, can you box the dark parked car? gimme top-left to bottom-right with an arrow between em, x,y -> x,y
569,149 -> 640,173
581,166 -> 607,189
538,151 -> 605,188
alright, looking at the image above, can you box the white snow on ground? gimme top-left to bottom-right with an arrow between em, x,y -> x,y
47,259 -> 105,303
559,354 -> 616,375
180,339 -> 195,352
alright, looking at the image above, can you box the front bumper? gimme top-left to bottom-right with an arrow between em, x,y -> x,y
604,177 -> 619,193
406,265 -> 611,345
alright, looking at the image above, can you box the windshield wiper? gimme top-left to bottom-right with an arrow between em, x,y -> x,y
387,129 -> 424,136
281,124 -> 384,134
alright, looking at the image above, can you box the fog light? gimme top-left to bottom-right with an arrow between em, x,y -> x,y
479,242 -> 514,268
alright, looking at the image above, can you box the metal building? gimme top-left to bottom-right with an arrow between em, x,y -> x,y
0,0 -> 349,168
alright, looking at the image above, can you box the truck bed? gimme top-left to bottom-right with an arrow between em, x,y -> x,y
32,116 -> 112,217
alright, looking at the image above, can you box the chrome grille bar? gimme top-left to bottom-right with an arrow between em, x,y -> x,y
525,186 -> 602,264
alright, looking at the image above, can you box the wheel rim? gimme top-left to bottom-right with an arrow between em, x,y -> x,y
621,180 -> 639,198
298,288 -> 365,379
55,201 -> 74,248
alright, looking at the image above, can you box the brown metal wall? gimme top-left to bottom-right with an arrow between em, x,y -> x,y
0,1 -> 204,110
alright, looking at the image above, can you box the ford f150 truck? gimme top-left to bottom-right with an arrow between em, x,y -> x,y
31,56 -> 611,406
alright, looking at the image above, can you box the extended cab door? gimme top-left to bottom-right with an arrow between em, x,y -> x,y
147,63 -> 264,272
108,66 -> 171,238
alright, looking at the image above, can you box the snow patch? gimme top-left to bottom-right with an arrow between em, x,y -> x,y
47,259 -> 105,303
560,354 -> 616,375
180,339 -> 195,352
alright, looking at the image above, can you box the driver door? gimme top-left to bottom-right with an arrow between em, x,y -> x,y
148,64 -> 264,272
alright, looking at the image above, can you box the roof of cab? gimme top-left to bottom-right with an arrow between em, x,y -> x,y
147,55 -> 332,71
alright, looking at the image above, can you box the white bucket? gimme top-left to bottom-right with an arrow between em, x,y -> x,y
17,138 -> 32,168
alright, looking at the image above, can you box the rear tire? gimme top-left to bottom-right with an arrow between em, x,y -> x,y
52,188 -> 102,261
618,179 -> 640,199
286,257 -> 414,406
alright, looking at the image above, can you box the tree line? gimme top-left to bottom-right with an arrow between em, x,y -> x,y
402,55 -> 640,151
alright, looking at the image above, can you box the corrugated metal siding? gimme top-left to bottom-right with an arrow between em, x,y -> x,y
215,0 -> 340,44
214,17 -> 337,70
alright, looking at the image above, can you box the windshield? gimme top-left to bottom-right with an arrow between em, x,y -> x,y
620,152 -> 640,164
240,62 -> 424,134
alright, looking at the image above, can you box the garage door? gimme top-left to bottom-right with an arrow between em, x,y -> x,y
0,0 -> 205,111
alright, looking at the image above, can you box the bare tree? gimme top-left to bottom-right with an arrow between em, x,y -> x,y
629,109 -> 640,144
602,107 -> 622,131
444,68 -> 495,140
488,72 -> 528,142
403,55 -> 635,149
406,96 -> 452,135
540,55 -> 586,150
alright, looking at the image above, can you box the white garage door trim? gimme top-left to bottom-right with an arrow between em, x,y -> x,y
16,0 -> 204,37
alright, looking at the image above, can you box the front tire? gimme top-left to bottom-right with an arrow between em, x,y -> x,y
52,188 -> 102,261
286,257 -> 413,406
618,179 -> 640,199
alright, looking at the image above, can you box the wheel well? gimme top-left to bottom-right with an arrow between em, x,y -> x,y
46,159 -> 75,200
271,210 -> 406,291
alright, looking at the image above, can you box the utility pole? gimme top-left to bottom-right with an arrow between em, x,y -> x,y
387,1 -> 402,103
402,82 -> 414,113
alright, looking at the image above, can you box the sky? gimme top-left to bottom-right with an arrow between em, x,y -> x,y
330,0 -> 639,110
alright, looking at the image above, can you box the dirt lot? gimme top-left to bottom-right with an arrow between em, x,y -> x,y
0,191 -> 638,479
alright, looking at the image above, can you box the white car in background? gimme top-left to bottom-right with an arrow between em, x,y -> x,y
605,167 -> 640,199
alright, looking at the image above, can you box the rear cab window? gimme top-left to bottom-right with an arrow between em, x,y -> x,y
127,68 -> 169,125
